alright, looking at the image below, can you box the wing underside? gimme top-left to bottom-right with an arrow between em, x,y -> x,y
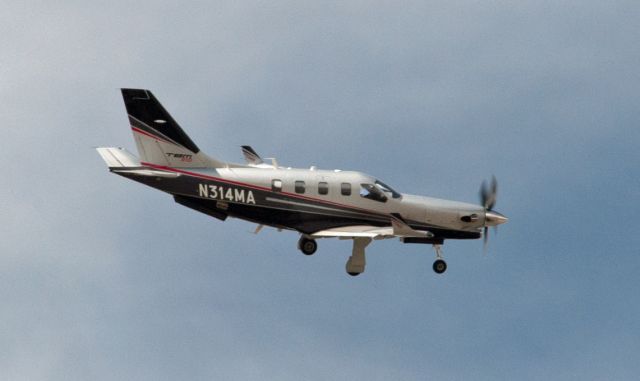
311,221 -> 434,239
311,225 -> 396,239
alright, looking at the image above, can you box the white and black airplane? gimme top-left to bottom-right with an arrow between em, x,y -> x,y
97,89 -> 508,276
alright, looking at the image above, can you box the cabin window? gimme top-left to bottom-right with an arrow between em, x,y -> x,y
295,180 -> 306,194
360,183 -> 388,203
341,182 -> 351,196
272,179 -> 282,192
318,182 -> 329,195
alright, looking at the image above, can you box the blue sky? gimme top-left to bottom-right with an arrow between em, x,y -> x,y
2,1 -> 639,380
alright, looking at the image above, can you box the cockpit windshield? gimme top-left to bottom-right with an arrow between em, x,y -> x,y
360,183 -> 387,202
375,180 -> 401,199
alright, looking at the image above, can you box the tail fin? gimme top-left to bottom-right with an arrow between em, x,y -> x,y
121,88 -> 227,168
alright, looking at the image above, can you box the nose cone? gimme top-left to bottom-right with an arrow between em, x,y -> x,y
485,211 -> 508,226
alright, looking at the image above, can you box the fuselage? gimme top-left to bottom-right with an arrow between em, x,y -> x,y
117,163 -> 486,240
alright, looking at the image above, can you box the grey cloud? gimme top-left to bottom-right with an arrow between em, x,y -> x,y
1,1 -> 640,380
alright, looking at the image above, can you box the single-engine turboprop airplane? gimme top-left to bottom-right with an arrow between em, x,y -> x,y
97,89 -> 508,276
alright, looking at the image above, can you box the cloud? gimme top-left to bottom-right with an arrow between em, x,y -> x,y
1,1 -> 639,380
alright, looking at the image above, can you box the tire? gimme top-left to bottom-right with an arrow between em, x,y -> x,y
298,237 -> 317,256
433,259 -> 447,274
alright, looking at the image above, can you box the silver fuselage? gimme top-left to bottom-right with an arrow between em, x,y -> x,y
116,163 -> 487,239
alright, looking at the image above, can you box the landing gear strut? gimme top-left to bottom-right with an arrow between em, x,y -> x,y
298,237 -> 317,255
432,244 -> 447,274
345,237 -> 371,276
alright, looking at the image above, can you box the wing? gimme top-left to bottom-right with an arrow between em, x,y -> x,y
311,225 -> 396,239
311,216 -> 434,239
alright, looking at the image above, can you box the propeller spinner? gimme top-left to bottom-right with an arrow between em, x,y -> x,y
480,176 -> 508,249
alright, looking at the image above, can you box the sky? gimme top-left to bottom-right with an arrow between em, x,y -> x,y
1,1 -> 640,380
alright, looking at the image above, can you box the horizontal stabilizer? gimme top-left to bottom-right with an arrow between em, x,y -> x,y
96,147 -> 140,168
111,168 -> 180,178
97,147 -> 181,178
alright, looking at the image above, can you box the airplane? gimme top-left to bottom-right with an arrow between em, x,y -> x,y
97,89 -> 508,276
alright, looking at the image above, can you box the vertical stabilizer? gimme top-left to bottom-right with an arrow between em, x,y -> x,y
121,88 -> 228,168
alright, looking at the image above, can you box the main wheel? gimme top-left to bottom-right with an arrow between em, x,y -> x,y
433,259 -> 447,274
298,237 -> 317,255
347,271 -> 360,277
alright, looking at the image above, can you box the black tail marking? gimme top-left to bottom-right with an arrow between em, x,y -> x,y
121,88 -> 200,153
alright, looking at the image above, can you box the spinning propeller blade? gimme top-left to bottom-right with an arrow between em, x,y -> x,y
480,175 -> 498,211
479,176 -> 506,252
483,226 -> 489,252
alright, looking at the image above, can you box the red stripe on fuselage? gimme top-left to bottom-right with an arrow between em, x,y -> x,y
140,161 -> 392,219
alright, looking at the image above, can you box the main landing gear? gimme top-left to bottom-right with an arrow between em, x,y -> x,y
297,236 -> 372,277
298,236 -> 448,276
345,237 -> 371,276
432,244 -> 447,274
298,236 -> 317,256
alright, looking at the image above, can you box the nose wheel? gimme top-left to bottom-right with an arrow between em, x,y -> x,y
433,259 -> 447,274
432,244 -> 447,274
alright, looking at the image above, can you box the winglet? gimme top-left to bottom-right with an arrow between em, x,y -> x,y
241,145 -> 264,165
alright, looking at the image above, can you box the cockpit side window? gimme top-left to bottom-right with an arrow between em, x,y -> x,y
360,183 -> 388,202
375,180 -> 401,199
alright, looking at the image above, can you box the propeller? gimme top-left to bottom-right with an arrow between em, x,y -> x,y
480,175 -> 498,211
479,176 -> 507,251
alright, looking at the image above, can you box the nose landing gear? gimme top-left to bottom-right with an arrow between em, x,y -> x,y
432,244 -> 447,274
